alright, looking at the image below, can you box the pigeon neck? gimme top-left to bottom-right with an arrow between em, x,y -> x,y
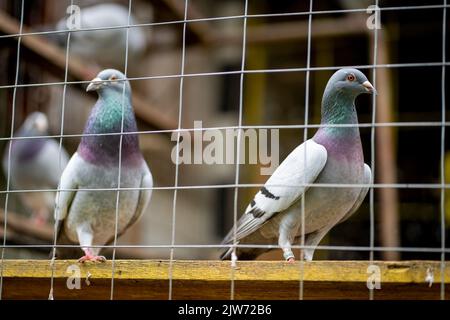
79,94 -> 141,166
12,136 -> 48,162
319,89 -> 359,137
11,127 -> 48,162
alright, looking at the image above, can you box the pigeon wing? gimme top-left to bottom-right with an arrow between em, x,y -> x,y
223,139 -> 327,244
54,152 -> 81,223
338,163 -> 372,224
106,161 -> 153,245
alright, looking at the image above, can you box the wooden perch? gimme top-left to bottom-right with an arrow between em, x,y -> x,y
0,260 -> 448,299
0,9 -> 178,131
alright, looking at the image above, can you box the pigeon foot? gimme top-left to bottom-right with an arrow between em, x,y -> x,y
78,255 -> 106,263
78,249 -> 106,263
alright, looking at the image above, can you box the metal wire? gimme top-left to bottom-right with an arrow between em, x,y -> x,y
439,0 -> 447,301
1,61 -> 450,90
368,0 -> 380,301
2,243 -> 450,255
109,0 -> 133,301
0,120 -> 449,143
167,0 -> 188,301
298,0 -> 314,301
0,0 -> 24,300
230,0 -> 249,301
3,181 -> 450,194
0,3 -> 449,41
48,0 -> 74,301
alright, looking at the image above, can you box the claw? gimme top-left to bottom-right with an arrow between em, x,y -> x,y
78,248 -> 106,263
78,255 -> 106,263
287,257 -> 295,263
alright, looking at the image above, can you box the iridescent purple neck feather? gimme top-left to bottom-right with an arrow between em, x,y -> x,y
78,89 -> 142,167
313,82 -> 362,159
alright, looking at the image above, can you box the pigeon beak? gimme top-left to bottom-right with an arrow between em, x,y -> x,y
86,77 -> 104,92
362,81 -> 377,95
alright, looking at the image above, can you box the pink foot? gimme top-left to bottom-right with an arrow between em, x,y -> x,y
78,249 -> 106,263
287,257 -> 296,263
78,254 -> 106,263
32,214 -> 47,227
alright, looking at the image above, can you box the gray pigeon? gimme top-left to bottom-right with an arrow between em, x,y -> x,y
221,68 -> 375,261
54,3 -> 149,69
54,69 -> 153,262
2,112 -> 69,225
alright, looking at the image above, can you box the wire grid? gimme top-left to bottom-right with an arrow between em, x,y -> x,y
0,1 -> 447,300
48,0 -> 75,301
168,0 -> 188,301
368,0 -> 379,300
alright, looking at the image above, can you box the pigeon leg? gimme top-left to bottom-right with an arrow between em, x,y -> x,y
301,225 -> 334,261
76,224 -> 106,263
278,219 -> 299,262
78,249 -> 106,263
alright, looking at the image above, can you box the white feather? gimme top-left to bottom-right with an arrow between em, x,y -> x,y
54,152 -> 80,222
224,139 -> 328,243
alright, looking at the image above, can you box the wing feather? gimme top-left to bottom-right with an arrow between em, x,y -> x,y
54,152 -> 80,222
223,139 -> 327,244
338,163 -> 371,224
106,161 -> 153,245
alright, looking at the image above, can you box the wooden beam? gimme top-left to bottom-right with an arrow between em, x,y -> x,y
369,29 -> 400,260
0,260 -> 448,299
158,0 -> 213,44
0,10 -> 178,131
207,14 -> 368,45
146,12 -> 369,51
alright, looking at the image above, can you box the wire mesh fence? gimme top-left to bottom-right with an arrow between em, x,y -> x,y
0,0 -> 448,300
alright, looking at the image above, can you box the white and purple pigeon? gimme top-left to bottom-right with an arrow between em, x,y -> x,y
54,69 -> 153,262
221,68 -> 376,262
2,112 -> 69,225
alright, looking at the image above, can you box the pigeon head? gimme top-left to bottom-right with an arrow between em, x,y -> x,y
86,69 -> 131,96
317,68 -> 377,134
20,112 -> 49,136
325,68 -> 376,97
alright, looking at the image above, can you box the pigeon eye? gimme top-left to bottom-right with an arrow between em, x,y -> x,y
346,74 -> 355,82
109,75 -> 118,81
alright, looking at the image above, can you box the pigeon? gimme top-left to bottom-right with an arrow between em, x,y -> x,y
2,112 -> 69,225
54,69 -> 153,262
221,68 -> 375,262
54,3 -> 149,69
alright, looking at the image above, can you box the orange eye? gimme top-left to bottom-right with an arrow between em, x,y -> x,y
346,74 -> 355,81
109,75 -> 118,81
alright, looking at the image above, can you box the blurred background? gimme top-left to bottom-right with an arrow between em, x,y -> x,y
0,0 -> 449,260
